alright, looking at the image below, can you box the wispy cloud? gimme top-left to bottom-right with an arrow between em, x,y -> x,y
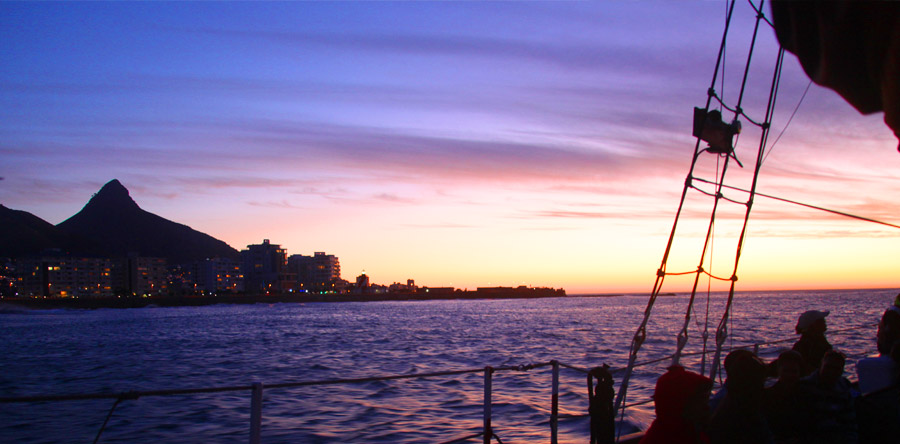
191,26 -> 704,77
371,193 -> 418,204
246,200 -> 307,210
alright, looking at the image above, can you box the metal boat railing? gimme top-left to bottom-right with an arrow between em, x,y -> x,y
0,323 -> 877,444
2,362 -> 563,444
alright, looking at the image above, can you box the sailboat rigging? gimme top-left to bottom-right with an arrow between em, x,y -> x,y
614,0 -> 900,439
614,0 -> 784,419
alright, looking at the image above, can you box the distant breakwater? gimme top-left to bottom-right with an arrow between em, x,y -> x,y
2,287 -> 567,309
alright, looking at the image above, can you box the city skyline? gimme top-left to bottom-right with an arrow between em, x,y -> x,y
2,1 -> 899,294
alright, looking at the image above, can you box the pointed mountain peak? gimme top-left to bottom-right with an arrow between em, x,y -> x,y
56,179 -> 239,263
98,179 -> 129,196
87,179 -> 140,210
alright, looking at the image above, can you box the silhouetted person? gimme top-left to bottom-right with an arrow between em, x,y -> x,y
708,351 -> 773,444
588,365 -> 615,444
764,350 -> 804,443
640,365 -> 713,444
857,295 -> 900,393
793,310 -> 832,376
709,349 -> 755,413
856,295 -> 900,444
796,350 -> 857,444
857,343 -> 900,444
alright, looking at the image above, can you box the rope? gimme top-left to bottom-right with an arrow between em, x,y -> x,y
699,179 -> 717,375
701,270 -> 736,282
710,29 -> 783,382
92,397 -> 123,444
673,123 -> 736,367
659,269 -> 701,276
749,323 -> 878,349
718,0 -> 728,112
611,322 -> 876,378
688,179 -> 748,206
691,177 -> 900,230
557,361 -> 591,374
746,0 -> 775,28
709,91 -> 767,128
732,0 -> 764,121
763,79 -> 812,165
696,156 -> 722,375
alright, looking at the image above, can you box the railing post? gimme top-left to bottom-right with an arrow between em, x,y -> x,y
551,360 -> 559,444
483,366 -> 493,444
250,382 -> 263,444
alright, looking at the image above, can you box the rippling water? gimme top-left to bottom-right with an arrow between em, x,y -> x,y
1,289 -> 895,443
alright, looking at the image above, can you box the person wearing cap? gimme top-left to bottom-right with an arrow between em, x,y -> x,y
640,365 -> 713,444
792,310 -> 832,376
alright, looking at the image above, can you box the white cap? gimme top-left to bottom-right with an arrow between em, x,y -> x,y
796,310 -> 829,332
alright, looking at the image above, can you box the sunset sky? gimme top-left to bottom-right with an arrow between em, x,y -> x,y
2,1 -> 898,294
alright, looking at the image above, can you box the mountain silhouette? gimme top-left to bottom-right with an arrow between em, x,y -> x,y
55,179 -> 239,263
0,205 -> 94,257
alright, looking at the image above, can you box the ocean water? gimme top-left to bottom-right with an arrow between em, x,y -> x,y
0,289 -> 895,443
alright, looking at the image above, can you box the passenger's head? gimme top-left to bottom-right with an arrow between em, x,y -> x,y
723,352 -> 767,401
653,365 -> 713,423
818,350 -> 846,386
723,349 -> 755,378
796,310 -> 829,335
775,350 -> 803,385
876,299 -> 900,356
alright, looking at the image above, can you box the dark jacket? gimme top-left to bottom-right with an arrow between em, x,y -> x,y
792,333 -> 832,376
796,372 -> 857,444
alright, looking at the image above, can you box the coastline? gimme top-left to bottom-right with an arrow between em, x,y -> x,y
1,287 -> 568,309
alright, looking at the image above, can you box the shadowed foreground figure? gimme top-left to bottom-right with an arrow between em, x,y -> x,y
792,309 -> 832,376
639,366 -> 713,444
856,295 -> 900,443
796,350 -> 857,444
708,349 -> 755,412
857,295 -> 900,393
764,350 -> 804,444
588,365 -> 615,444
708,351 -> 773,444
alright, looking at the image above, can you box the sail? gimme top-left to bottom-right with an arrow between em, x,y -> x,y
771,1 -> 900,145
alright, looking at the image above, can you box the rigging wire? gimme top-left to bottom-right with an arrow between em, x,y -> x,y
746,0 -> 775,28
613,0 -> 740,421
762,79 -> 813,165
720,0 -> 727,112
709,41 -> 784,382
690,177 -> 900,230
673,0 -> 766,372
701,158 -> 720,376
